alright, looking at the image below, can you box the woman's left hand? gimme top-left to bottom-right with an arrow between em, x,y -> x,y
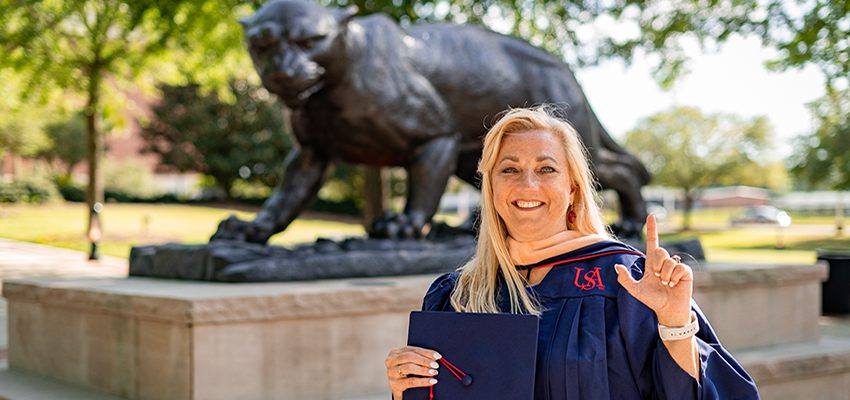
614,213 -> 694,327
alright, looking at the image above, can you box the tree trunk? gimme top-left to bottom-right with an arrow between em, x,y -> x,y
0,155 -> 5,183
221,177 -> 233,200
12,154 -> 22,181
682,191 -> 694,232
362,166 -> 389,230
66,161 -> 76,181
85,61 -> 104,260
838,191 -> 845,237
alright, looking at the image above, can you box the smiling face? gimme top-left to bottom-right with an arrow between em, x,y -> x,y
492,130 -> 575,242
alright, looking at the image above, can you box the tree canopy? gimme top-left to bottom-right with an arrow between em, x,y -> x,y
0,0 -> 264,130
0,0 -> 262,256
625,107 -> 787,230
331,0 -> 849,87
140,81 -> 292,197
41,112 -> 89,178
0,104 -> 50,161
0,68 -> 56,176
791,88 -> 850,190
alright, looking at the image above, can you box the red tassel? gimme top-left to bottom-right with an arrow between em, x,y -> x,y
428,357 -> 470,399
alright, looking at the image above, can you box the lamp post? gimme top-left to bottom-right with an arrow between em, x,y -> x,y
775,211 -> 792,249
838,191 -> 844,238
88,202 -> 103,260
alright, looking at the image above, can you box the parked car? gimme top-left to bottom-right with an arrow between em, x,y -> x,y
730,205 -> 792,227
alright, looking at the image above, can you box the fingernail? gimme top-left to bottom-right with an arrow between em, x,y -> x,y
661,280 -> 668,286
654,272 -> 661,277
429,369 -> 438,375
669,281 -> 675,287
429,379 -> 438,385
433,352 -> 442,360
430,361 -> 439,368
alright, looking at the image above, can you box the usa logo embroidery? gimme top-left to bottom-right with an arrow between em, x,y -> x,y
574,267 -> 605,290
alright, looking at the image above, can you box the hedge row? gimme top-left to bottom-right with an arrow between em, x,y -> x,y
57,184 -> 208,204
2,179 -> 360,218
58,184 -> 361,217
0,177 -> 62,204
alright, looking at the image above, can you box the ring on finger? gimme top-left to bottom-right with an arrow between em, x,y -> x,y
398,365 -> 404,377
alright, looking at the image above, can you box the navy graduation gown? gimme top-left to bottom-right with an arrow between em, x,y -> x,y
422,241 -> 760,400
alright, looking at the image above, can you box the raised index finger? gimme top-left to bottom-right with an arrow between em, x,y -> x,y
645,213 -> 658,253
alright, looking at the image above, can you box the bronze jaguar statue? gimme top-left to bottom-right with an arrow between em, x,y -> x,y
212,0 -> 650,243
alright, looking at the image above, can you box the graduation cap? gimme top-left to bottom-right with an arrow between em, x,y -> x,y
405,311 -> 539,400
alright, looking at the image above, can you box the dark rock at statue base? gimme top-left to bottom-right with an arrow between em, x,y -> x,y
129,236 -> 476,282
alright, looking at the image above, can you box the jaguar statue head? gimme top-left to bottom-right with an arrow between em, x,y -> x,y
239,0 -> 357,108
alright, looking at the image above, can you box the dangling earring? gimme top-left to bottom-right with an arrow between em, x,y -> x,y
568,206 -> 577,225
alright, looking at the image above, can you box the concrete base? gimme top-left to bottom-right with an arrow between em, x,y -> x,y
736,338 -> 850,400
0,367 -> 388,400
3,344 -> 850,400
0,262 -> 833,399
3,276 -> 432,400
1,298 -> 7,349
692,262 -> 828,350
0,368 -> 126,400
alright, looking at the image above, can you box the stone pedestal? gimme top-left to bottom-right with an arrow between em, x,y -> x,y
693,262 -> 850,399
692,262 -> 825,350
3,261 -> 850,400
3,276 -> 433,400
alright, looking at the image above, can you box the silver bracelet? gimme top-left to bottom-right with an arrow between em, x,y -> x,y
658,311 -> 699,341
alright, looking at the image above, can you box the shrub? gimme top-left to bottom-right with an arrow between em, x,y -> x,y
0,183 -> 26,203
103,159 -> 163,199
140,81 -> 292,198
0,175 -> 62,203
57,184 -> 86,202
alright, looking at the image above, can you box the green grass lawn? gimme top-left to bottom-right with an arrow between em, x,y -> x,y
1,203 -> 847,264
661,207 -> 845,227
657,209 -> 849,265
0,203 -> 365,259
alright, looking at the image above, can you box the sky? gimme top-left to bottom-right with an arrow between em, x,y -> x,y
573,34 -> 826,158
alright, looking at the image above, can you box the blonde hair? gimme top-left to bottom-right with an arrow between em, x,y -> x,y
450,106 -> 612,314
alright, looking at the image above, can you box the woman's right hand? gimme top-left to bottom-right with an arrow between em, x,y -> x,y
385,346 -> 441,400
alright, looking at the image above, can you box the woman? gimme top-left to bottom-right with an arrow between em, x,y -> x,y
385,107 -> 759,399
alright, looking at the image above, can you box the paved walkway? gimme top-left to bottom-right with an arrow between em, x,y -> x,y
0,238 -> 128,282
